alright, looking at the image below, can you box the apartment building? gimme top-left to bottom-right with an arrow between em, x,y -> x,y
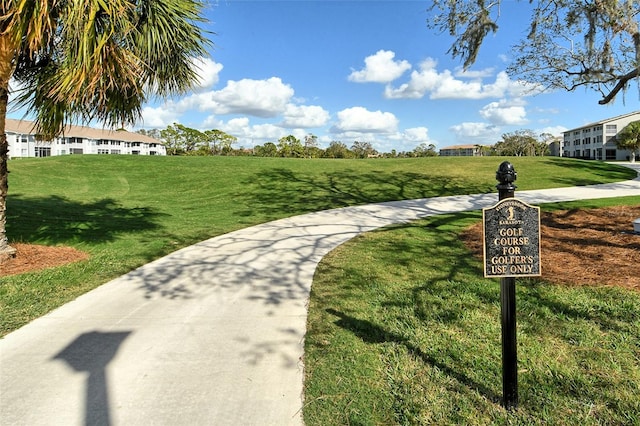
5,118 -> 165,158
439,144 -> 484,157
562,111 -> 640,160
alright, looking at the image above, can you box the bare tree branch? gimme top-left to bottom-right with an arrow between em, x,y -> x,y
598,67 -> 640,104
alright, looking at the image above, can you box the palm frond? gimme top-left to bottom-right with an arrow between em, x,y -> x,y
5,0 -> 210,138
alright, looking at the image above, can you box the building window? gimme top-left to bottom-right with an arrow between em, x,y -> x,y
606,124 -> 617,133
132,150 -> 140,155
110,150 -> 121,154
98,149 -> 109,154
35,147 -> 51,157
606,149 -> 617,160
70,148 -> 83,154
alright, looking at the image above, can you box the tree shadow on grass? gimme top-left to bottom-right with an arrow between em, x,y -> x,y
517,279 -> 640,335
6,194 -> 166,245
236,168 -> 495,220
544,158 -> 638,186
326,308 -> 502,404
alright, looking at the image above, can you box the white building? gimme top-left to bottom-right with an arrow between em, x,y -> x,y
562,111 -> 640,160
5,118 -> 165,158
439,144 -> 484,157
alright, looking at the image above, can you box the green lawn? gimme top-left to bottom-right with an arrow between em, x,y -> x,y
304,196 -> 640,425
2,155 -> 638,423
0,155 -> 636,342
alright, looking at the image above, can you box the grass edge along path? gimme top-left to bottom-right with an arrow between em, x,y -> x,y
304,196 -> 640,426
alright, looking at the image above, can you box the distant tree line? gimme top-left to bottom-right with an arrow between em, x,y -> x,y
137,124 -> 439,158
139,124 -> 569,159
138,124 -> 238,156
486,130 -> 554,157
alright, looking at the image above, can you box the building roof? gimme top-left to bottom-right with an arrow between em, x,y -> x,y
5,118 -> 160,144
439,144 -> 481,150
563,110 -> 640,134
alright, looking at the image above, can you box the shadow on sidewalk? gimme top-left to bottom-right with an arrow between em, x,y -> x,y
54,331 -> 132,426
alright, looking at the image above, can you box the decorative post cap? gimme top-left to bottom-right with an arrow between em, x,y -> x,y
496,161 -> 517,184
496,161 -> 517,198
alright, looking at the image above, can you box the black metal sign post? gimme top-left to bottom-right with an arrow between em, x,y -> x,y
482,161 -> 541,410
496,162 -> 518,410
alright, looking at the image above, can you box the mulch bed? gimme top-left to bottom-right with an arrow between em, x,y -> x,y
461,205 -> 640,291
0,243 -> 89,277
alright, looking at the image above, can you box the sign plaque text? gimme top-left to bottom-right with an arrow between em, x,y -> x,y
483,198 -> 541,278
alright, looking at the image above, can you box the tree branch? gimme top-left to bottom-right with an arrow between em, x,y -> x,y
598,67 -> 640,104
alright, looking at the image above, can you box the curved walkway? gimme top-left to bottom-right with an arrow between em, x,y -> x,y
2,167 -> 640,425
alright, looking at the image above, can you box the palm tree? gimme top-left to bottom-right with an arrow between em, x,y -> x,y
616,121 -> 640,163
0,0 -> 209,257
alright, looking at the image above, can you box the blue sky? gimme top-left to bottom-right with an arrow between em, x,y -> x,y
10,1 -> 638,152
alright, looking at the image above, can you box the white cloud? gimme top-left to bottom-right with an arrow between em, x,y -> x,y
432,73 -> 486,99
387,127 -> 430,144
211,117 -> 290,146
281,104 -> 330,128
449,122 -> 501,144
191,56 -> 223,90
248,123 -> 288,140
454,67 -> 495,79
199,115 -> 223,130
402,127 -> 430,142
183,77 -> 294,118
229,119 -> 280,139
137,76 -> 331,135
140,103 -> 182,128
332,106 -> 399,134
479,99 -> 528,125
383,58 -> 440,99
384,59 -> 533,100
534,107 -> 561,115
349,50 -> 411,83
537,126 -> 567,137
218,117 -> 250,134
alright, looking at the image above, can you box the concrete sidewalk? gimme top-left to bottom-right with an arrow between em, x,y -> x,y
1,170 -> 639,425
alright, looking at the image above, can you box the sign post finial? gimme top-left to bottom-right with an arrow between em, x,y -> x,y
496,161 -> 517,200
